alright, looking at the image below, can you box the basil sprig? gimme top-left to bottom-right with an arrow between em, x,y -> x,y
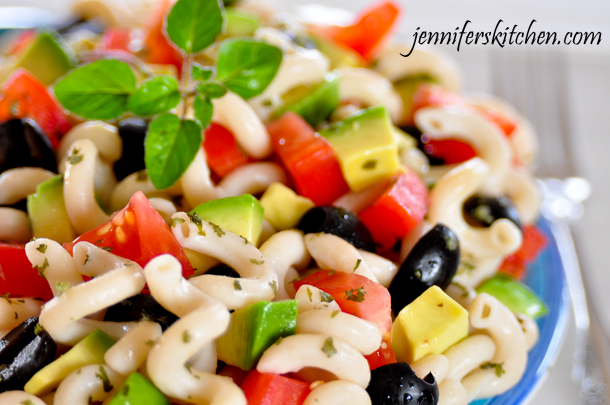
53,0 -> 282,190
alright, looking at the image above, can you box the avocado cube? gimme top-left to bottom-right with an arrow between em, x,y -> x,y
320,106 -> 400,192
273,74 -> 340,127
27,174 -> 76,244
477,274 -> 548,319
216,300 -> 298,370
16,32 -> 75,86
107,372 -> 170,405
392,286 -> 468,363
225,9 -> 261,37
260,182 -> 314,230
190,194 -> 264,246
24,329 -> 115,396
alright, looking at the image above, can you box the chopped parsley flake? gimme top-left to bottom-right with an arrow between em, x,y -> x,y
34,323 -> 45,335
95,365 -> 114,392
121,385 -> 130,396
33,257 -> 49,279
480,361 -> 505,377
250,258 -> 264,265
184,362 -> 200,378
68,148 -> 84,165
331,310 -> 340,318
209,221 -> 225,237
362,159 -> 377,170
136,171 -> 148,182
274,336 -> 284,345
55,281 -> 71,294
451,282 -> 470,298
0,293 -> 15,305
36,243 -> 47,253
353,259 -> 362,272
458,254 -> 476,275
321,336 -> 337,358
241,236 -> 249,244
84,254 -> 90,265
344,286 -> 366,303
183,330 -> 191,343
269,281 -> 278,295
187,212 -> 206,236
145,339 -> 156,346
20,400 -> 35,405
319,291 -> 334,303
101,246 -> 114,252
234,280 -> 242,291
306,287 -> 313,302
14,311 -> 18,320
171,217 -> 185,227
328,269 -> 336,276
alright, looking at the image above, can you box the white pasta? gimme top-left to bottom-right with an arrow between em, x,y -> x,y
304,233 -> 377,282
0,390 -> 47,404
443,335 -> 496,381
334,67 -> 403,123
257,333 -> 371,387
0,167 -> 54,205
172,212 -> 278,310
375,46 -> 461,93
180,146 -> 223,208
460,293 -> 528,399
411,353 -> 449,383
144,254 -> 246,405
296,309 -> 382,355
0,207 -> 32,242
516,313 -> 540,351
499,167 -> 540,225
110,170 -> 178,212
0,297 -> 44,337
148,197 -> 178,225
62,139 -> 110,234
25,239 -> 84,297
303,380 -> 372,405
104,321 -> 162,376
259,230 -> 311,301
295,285 -> 341,313
218,162 -> 288,198
37,243 -> 143,345
358,250 -> 398,288
332,180 -> 388,213
438,378 -> 469,405
53,364 -> 124,405
58,121 -> 122,164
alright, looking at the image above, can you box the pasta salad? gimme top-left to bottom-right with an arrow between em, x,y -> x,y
0,0 -> 549,404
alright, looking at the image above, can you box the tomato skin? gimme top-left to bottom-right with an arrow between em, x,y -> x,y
0,243 -> 53,300
421,137 -> 477,165
499,225 -> 547,280
0,69 -> 72,148
100,27 -> 133,52
64,191 -> 194,278
359,169 -> 429,251
267,113 -> 349,205
240,370 -> 310,405
311,1 -> 401,61
293,269 -> 395,369
203,123 -> 249,178
144,0 -> 183,74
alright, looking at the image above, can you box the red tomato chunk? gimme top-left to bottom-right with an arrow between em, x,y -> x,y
241,370 -> 311,405
0,242 -> 53,301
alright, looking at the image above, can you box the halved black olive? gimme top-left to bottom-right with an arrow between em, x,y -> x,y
104,294 -> 178,331
0,316 -> 57,391
205,263 -> 240,278
113,118 -> 148,181
367,362 -> 439,405
297,206 -> 376,252
0,119 -> 57,175
463,195 -> 522,230
399,125 -> 445,166
389,224 -> 460,313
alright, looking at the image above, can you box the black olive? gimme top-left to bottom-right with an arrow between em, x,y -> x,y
297,206 -> 376,252
389,224 -> 460,313
399,125 -> 445,166
113,118 -> 148,181
0,316 -> 57,391
463,195 -> 522,230
367,362 -> 439,405
0,119 -> 57,175
205,264 -> 240,278
104,294 -> 178,331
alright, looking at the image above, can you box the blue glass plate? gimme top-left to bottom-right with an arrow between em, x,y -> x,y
471,216 -> 570,405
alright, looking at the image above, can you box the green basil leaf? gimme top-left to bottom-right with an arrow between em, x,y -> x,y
54,59 -> 136,120
193,95 -> 213,130
216,38 -> 282,99
128,76 -> 181,116
165,0 -> 224,54
196,82 -> 227,99
191,63 -> 213,81
145,113 -> 203,189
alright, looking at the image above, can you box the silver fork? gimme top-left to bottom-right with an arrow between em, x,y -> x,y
491,48 -> 610,404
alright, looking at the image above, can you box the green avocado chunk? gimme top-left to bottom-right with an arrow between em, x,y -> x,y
216,300 -> 298,370
190,194 -> 264,246
15,31 -> 75,86
273,74 -> 340,127
27,174 -> 76,244
320,105 -> 400,192
107,372 -> 170,405
24,329 -> 115,396
476,274 -> 548,319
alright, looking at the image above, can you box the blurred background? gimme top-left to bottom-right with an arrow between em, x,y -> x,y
1,0 -> 608,402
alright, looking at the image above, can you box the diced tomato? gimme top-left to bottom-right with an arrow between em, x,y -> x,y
499,225 -> 547,280
421,137 -> 477,165
267,112 -> 349,205
311,1 -> 401,61
293,269 -> 395,369
359,169 -> 429,251
203,123 -> 249,178
99,27 -> 133,52
0,69 -> 72,148
64,191 -> 193,278
241,370 -> 311,405
144,0 -> 183,74
0,243 -> 53,301
218,364 -> 249,386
